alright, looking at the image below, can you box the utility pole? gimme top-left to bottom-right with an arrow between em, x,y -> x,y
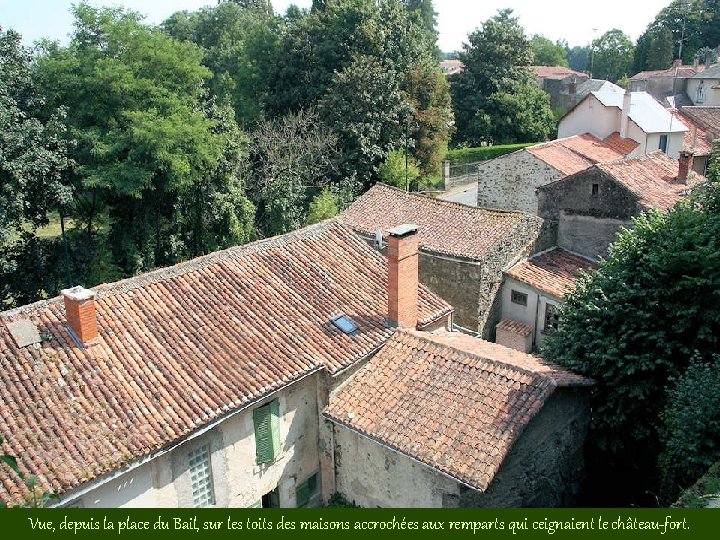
590,28 -> 598,78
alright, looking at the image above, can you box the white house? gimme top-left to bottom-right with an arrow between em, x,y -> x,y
687,64 -> 720,106
558,90 -> 688,159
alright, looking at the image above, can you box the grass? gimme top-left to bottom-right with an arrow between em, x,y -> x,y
34,212 -> 76,239
673,461 -> 720,508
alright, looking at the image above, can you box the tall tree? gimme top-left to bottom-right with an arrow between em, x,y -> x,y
36,3 -> 254,275
531,35 -> 569,67
404,0 -> 440,58
0,27 -> 75,306
591,28 -> 634,82
227,0 -> 274,17
163,2 -> 280,126
633,25 -> 674,73
450,9 -> 554,146
567,45 -> 590,72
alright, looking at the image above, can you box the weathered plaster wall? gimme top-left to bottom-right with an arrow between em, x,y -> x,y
558,96 -> 619,140
459,389 -> 590,507
557,213 -> 630,260
687,78 -> 720,106
476,150 -> 563,214
331,425 -> 460,508
66,374 -> 323,508
500,277 -> 562,349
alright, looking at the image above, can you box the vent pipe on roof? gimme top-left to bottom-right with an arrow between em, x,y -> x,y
62,286 -> 99,345
387,224 -> 419,329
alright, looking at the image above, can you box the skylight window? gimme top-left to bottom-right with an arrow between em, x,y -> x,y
331,315 -> 358,335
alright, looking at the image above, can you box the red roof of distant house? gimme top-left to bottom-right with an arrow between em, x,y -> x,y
340,183 -> 541,260
671,109 -> 714,156
506,248 -> 597,300
324,329 -> 592,491
526,133 -> 638,176
631,65 -> 704,80
531,65 -> 586,80
597,152 -> 699,211
677,106 -> 720,138
0,220 -> 451,505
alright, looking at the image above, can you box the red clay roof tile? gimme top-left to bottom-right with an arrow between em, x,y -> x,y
324,329 -> 591,491
506,248 -> 597,300
0,220 -> 451,505
339,184 -> 541,260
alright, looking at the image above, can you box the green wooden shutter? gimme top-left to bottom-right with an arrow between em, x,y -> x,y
254,400 -> 281,464
296,479 -> 310,507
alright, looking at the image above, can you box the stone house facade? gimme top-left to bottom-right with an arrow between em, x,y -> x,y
339,183 -> 543,338
537,151 -> 698,259
531,66 -> 622,114
475,133 -> 637,214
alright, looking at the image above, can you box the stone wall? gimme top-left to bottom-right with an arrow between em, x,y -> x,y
557,213 -> 631,259
476,150 -> 563,214
459,388 -> 591,507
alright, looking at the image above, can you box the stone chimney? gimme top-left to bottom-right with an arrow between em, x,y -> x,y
620,89 -> 632,138
678,150 -> 694,184
387,224 -> 419,328
62,286 -> 99,344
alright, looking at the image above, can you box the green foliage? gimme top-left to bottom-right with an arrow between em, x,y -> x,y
305,188 -> 340,225
326,492 -> 360,508
531,35 -> 569,67
543,176 -> 720,505
567,45 -> 590,72
163,2 -> 280,126
674,461 -> 720,508
378,149 -> 419,190
659,355 -> 720,498
450,9 -> 555,146
640,0 -> 720,65
0,436 -> 58,508
591,28 -> 634,82
633,26 -> 674,74
445,142 -> 536,165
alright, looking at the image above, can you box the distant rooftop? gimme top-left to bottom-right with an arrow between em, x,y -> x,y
593,91 -> 689,134
531,65 -> 586,80
506,248 -> 597,300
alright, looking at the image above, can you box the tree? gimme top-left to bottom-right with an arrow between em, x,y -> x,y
450,9 -> 554,145
531,35 -> 569,67
378,149 -> 419,189
35,3 -> 255,276
591,29 -> 634,82
227,0 -> 274,17
404,0 -> 440,58
163,2 -> 280,126
305,188 -> 340,225
245,109 -> 339,236
567,45 -> 590,72
543,167 -> 720,505
0,27 -> 75,306
633,26 -> 674,73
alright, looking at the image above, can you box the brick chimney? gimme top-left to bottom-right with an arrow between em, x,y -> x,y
678,150 -> 694,184
387,224 -> 419,328
62,286 -> 99,344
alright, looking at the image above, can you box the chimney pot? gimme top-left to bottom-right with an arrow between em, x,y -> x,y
387,224 -> 419,329
62,286 -> 99,345
678,150 -> 694,184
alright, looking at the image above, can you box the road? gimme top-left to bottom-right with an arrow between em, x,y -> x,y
437,182 -> 477,207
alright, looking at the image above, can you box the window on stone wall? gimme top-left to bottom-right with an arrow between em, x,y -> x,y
254,399 -> 281,464
296,471 -> 320,507
591,183 -> 599,196
188,445 -> 215,507
543,304 -> 560,334
511,290 -> 528,307
659,134 -> 669,153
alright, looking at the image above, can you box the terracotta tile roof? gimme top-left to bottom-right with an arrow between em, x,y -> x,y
496,319 -> 533,337
506,248 -> 597,300
631,65 -> 703,80
526,133 -> 638,176
324,329 -> 592,491
677,106 -> 720,138
531,66 -> 586,80
671,109 -> 714,156
597,151 -> 701,211
0,220 -> 451,505
339,184 -> 540,260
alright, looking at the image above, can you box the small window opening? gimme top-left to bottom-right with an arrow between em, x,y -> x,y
591,183 -> 599,196
659,134 -> 669,153
511,290 -> 528,307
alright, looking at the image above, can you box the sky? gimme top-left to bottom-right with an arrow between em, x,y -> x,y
1,0 -> 673,52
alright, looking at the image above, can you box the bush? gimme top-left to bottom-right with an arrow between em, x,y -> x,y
305,188 -> 340,225
445,142 -> 536,165
378,149 -> 419,190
